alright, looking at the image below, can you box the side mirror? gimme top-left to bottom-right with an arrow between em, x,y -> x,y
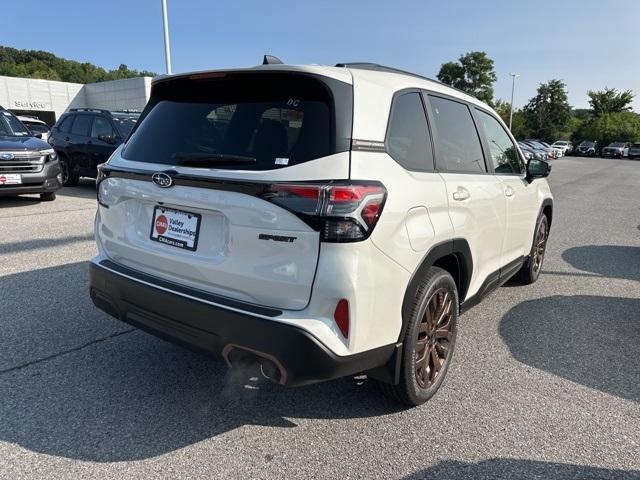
31,131 -> 43,139
98,134 -> 116,145
526,158 -> 551,181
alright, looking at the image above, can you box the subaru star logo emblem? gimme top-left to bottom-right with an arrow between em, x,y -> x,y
0,152 -> 14,161
152,172 -> 173,188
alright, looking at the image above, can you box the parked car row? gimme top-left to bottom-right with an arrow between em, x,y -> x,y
573,140 -> 638,159
0,105 -> 140,202
517,139 -> 560,161
520,139 -> 640,159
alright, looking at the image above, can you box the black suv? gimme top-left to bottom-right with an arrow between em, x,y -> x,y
49,108 -> 139,186
0,105 -> 61,201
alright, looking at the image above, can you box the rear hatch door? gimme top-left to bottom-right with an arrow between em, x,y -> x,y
97,70 -> 353,311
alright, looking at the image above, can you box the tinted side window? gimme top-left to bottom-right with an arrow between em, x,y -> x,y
475,109 -> 523,175
91,116 -> 114,138
386,92 -> 434,172
428,96 -> 486,173
59,115 -> 74,133
71,114 -> 92,136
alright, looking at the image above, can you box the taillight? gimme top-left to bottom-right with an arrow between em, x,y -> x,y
262,182 -> 386,242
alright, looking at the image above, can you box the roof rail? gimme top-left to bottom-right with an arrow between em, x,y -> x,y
335,62 -> 473,98
69,107 -> 111,114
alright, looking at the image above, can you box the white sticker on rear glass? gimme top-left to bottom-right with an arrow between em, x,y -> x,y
275,158 -> 289,165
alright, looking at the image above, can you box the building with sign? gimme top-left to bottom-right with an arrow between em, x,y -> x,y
0,75 -> 152,126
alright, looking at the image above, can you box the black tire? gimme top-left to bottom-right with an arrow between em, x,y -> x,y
515,214 -> 549,285
379,267 -> 458,407
59,155 -> 80,187
40,192 -> 56,202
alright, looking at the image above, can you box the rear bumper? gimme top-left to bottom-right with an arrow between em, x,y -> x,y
89,259 -> 397,386
0,160 -> 62,196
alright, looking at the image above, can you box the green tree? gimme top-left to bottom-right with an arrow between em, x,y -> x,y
587,87 -> 634,116
522,79 -> 572,142
493,99 -> 528,138
0,45 -> 156,83
575,111 -> 640,146
437,51 -> 497,104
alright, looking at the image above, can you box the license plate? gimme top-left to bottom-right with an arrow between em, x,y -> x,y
0,174 -> 22,185
150,206 -> 201,251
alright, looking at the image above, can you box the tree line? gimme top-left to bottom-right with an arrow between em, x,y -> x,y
437,51 -> 640,146
0,46 -> 156,84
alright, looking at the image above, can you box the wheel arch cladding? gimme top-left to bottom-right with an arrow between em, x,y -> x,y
399,239 -> 472,342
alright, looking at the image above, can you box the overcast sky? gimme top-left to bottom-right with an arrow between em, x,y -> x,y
4,0 -> 640,111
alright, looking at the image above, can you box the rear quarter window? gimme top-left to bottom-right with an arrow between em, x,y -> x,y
58,115 -> 74,133
385,91 -> 434,172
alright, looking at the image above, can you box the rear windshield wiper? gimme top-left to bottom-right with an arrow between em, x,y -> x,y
173,153 -> 256,167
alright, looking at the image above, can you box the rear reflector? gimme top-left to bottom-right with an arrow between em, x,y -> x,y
334,299 -> 350,338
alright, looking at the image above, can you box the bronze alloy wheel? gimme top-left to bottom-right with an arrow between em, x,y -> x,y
532,220 -> 548,273
414,288 -> 454,389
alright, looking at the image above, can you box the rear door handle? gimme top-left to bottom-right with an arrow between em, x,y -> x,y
505,186 -> 515,197
452,187 -> 471,201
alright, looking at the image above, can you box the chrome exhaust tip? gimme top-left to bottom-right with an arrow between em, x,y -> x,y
222,344 -> 287,385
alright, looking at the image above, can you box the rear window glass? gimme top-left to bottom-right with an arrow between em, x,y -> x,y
112,115 -> 138,137
58,115 -> 73,133
24,123 -> 49,133
122,73 -> 346,170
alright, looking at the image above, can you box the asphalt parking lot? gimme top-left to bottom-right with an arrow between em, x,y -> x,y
0,156 -> 638,479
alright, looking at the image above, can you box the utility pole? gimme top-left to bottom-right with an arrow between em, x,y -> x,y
509,73 -> 520,131
161,0 -> 172,74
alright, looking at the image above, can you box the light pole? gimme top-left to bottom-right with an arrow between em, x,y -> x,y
161,0 -> 172,74
509,73 -> 520,131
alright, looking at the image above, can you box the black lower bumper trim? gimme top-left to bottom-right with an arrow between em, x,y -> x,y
0,181 -> 60,195
90,261 -> 395,386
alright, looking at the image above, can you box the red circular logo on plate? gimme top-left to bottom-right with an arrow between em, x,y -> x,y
155,215 -> 168,235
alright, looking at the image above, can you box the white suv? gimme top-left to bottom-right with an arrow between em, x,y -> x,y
90,62 -> 553,406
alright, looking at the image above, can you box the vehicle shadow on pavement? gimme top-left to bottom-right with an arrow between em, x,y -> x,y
403,459 -> 639,480
0,262 -> 401,462
57,179 -> 97,200
562,245 -> 640,281
0,196 -> 42,208
499,295 -> 639,403
0,234 -> 93,254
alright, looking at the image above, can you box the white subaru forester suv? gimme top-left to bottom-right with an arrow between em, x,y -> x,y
90,61 -> 553,406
